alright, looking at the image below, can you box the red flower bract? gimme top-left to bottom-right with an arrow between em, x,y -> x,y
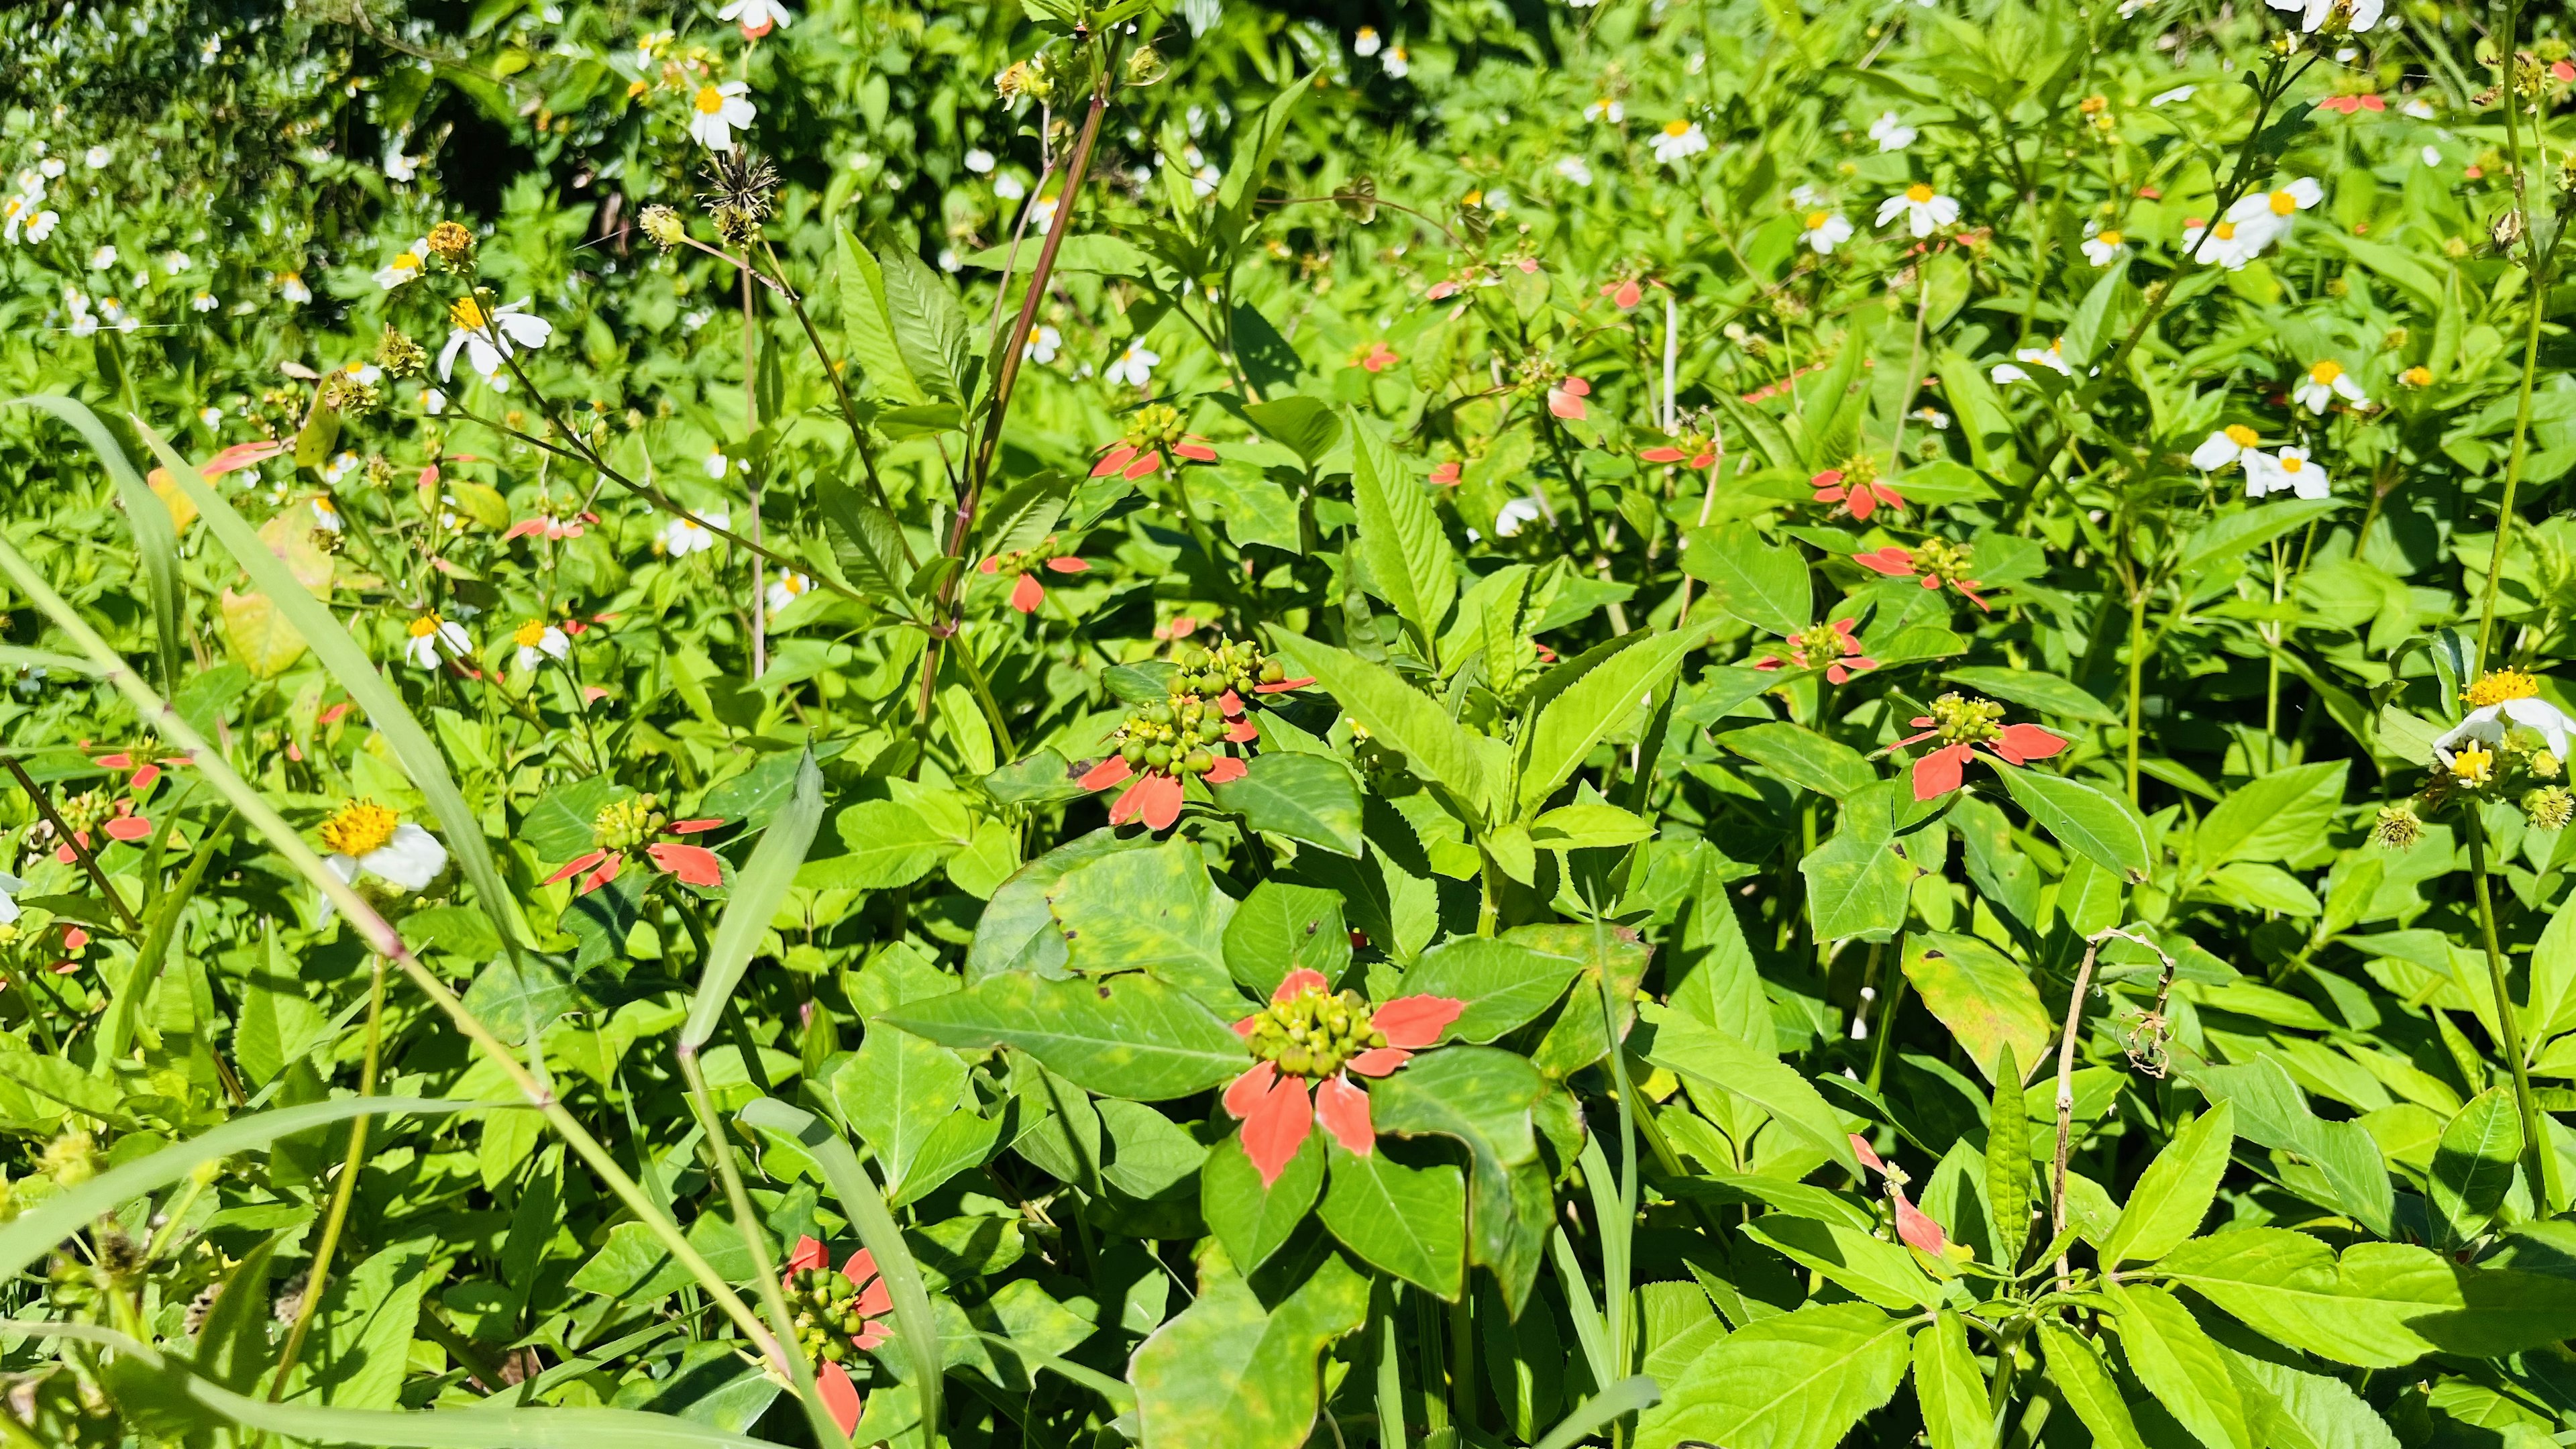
1223,969 -> 1465,1185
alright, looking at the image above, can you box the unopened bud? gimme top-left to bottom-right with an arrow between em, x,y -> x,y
640,204 -> 686,251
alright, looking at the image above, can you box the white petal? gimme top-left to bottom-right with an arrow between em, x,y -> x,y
362,823 -> 449,891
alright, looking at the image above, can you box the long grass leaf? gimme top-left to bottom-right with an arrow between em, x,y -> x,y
1531,1375 -> 1662,1449
128,415 -> 529,959
4,394 -> 182,688
680,751 -> 823,1053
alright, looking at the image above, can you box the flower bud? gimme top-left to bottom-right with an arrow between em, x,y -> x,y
426,221 -> 476,267
640,204 -> 687,251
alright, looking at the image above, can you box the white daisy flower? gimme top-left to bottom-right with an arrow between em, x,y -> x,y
1556,156 -> 1595,186
1353,26 -> 1381,56
2017,338 -> 2074,375
705,449 -> 729,479
995,173 -> 1027,201
1801,210 -> 1854,254
319,802 -> 449,898
2436,693 -> 2576,770
321,450 -> 360,484
423,388 -> 448,415
1493,496 -> 1546,538
2180,215 -> 2272,270
199,406 -> 223,427
278,272 -> 311,303
719,0 -> 794,36
767,571 -> 816,613
1024,325 -> 1062,364
2269,0 -> 2383,32
23,209 -> 55,243
403,614 -> 472,669
688,81 -> 757,152
38,158 -> 63,179
1027,193 -> 1060,233
1650,119 -> 1710,164
2402,97 -> 2434,119
2190,424 -> 2263,472
1790,183 -> 1825,207
2292,359 -> 2369,413
1585,97 -> 1625,124
1868,112 -> 1917,152
513,619 -> 571,672
2080,223 -> 2128,265
1876,183 -> 1960,237
311,496 -> 343,532
1191,164 -> 1221,199
89,244 -> 116,270
1383,46 -> 1410,78
384,144 -> 419,182
376,238 -> 431,290
66,303 -> 97,338
965,148 -> 996,174
1105,343 -> 1161,388
661,509 -> 728,557
2245,446 -> 2329,500
438,296 -> 553,381
162,250 -> 191,275
83,146 -> 110,169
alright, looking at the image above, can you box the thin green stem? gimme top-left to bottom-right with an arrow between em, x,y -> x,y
2125,584 -> 2147,803
2465,815 -> 2552,1205
266,955 -> 385,1399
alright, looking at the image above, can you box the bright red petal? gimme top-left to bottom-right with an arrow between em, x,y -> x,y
1641,447 -> 1686,464
1079,755 -> 1133,792
667,818 -> 725,834
93,753 -> 131,769
1241,1075 -> 1314,1187
1346,1046 -> 1412,1077
1273,969 -> 1330,1003
1204,755 -> 1247,784
1613,280 -> 1643,309
1846,490 -> 1878,521
1224,718 -> 1260,743
1912,743 -> 1972,801
1849,1133 -> 1888,1175
1372,994 -> 1464,1049
1316,1074 -> 1375,1155
203,440 -> 286,478
1548,388 -> 1587,421
1232,1015 -> 1260,1040
1174,441 -> 1218,463
1045,557 -> 1090,574
1894,1189 -> 1950,1255
785,1236 -> 830,1275
131,764 -> 161,792
1091,444 -> 1138,478
978,556 -> 1001,574
1994,723 -> 2068,763
1108,778 -> 1149,826
1136,773 -> 1185,830
817,1360 -> 864,1436
1810,470 -> 1845,490
1225,1061 -> 1279,1119
544,849 -> 610,886
584,852 -> 625,896
647,842 -> 724,887
1124,450 -> 1165,480
102,816 -> 152,842
1854,547 -> 1917,577
1010,572 -> 1044,612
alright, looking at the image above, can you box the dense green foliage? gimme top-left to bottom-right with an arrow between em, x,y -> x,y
7,0 -> 2576,1446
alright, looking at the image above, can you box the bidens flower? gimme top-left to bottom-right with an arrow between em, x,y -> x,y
513,620 -> 571,672
1868,112 -> 1917,152
1224,970 -> 1466,1185
2080,224 -> 2127,266
2269,0 -> 2385,33
2180,217 -> 2264,270
1801,210 -> 1854,254
438,297 -> 553,381
767,572 -> 817,613
2245,446 -> 2329,500
319,800 -> 450,897
1650,119 -> 1710,164
718,0 -> 794,38
1877,183 -> 1959,238
404,614 -> 472,669
375,238 -> 431,290
1104,343 -> 1161,389
688,81 -> 757,152
2435,670 -> 2575,775
2191,424 -> 2263,472
2293,359 -> 2370,413
659,509 -> 728,557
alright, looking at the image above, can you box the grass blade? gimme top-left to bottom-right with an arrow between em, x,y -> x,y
1531,1375 -> 1662,1449
3,394 -> 182,690
128,414 -> 529,959
680,751 -> 823,1053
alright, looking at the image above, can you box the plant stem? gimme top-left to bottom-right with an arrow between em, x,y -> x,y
3,755 -> 142,932
2124,582 -> 2147,804
2474,260 -> 2548,674
743,260 -> 766,680
755,237 -> 906,539
2465,814 -> 2553,1205
267,954 -> 384,1399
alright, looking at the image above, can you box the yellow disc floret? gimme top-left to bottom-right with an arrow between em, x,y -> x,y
2453,742 -> 2498,786
2465,669 -> 2541,708
1242,983 -> 1387,1080
321,800 -> 401,857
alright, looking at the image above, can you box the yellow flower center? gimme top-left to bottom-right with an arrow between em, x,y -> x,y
449,298 -> 488,331
2269,189 -> 2298,215
1664,119 -> 1693,138
1805,211 -> 1830,229
695,85 -> 727,114
2402,366 -> 2432,386
2097,230 -> 2122,246
2309,360 -> 2343,383
2224,424 -> 2260,447
515,620 -> 548,648
321,800 -> 400,857
2455,742 -> 2497,786
393,251 -> 420,270
2279,455 -> 2305,474
1460,190 -> 1483,206
315,497 -> 337,515
1906,183 -> 1934,203
2466,669 -> 2542,708
409,616 -> 443,639
2213,221 -> 2237,240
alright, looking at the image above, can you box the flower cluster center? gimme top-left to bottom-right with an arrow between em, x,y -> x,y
784,1266 -> 872,1366
321,800 -> 400,857
592,795 -> 667,851
1783,623 -> 1848,670
1123,402 -> 1188,452
1171,637 -> 1284,698
1924,692 -> 2006,746
1913,537 -> 1978,584
1243,985 -> 1387,1079
1112,694 -> 1228,779
2465,668 -> 2540,708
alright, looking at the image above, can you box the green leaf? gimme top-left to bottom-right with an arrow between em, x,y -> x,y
1368,1046 -> 1554,1310
1221,881 -> 1350,1000
2037,1322 -> 2147,1449
804,798 -> 961,892
2156,1228 -> 2576,1367
1913,1310 -> 1994,1449
2100,1102 -> 2235,1267
1347,411 -> 1458,662
1201,1129 -> 1324,1271
1242,396 -> 1343,464
460,956 -> 581,1046
1049,839 -> 1237,1010
1638,1004 -> 1862,1178
142,422 -> 527,959
1987,1042 -> 2031,1269
1271,630 -> 1493,822
1128,1251 -> 1368,1449
1319,1137 -> 1466,1299
2526,886 -> 2576,1044
1996,765 -> 2151,882
1210,751 -> 1365,858
1718,722 -> 1876,797
195,1236 -> 283,1394
837,227 -> 923,405
2106,1280 -> 2251,1449
1900,932 -> 2051,1085
961,233 -> 1157,278
966,828 -> 1146,981
2222,1344 -> 2400,1449
1398,936 -> 1582,1044
1212,72 -> 1318,235
7,396 -> 180,689
1533,1377 -> 1662,1449
1943,665 -> 2118,725
2430,1087 -> 2525,1247
836,1028 -> 967,1203
883,971 -> 1248,1100
814,479 -> 920,615
2194,761 -> 2349,868
1741,1217 -> 1942,1311
875,239 -> 971,404
680,753 -> 823,1053
294,1243 -> 427,1409
1530,800 -> 1654,851
570,1216 -> 758,1302
2174,498 -> 2340,577
1631,1301 -> 1914,1449
1680,523 -> 1811,637
1515,626 -> 1703,818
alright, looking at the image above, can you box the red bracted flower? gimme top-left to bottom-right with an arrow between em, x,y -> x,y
503,510 -> 595,541
2316,94 -> 2385,114
1811,462 -> 1904,522
781,1236 -> 892,1436
1352,341 -> 1401,374
1224,969 -> 1466,1185
544,794 -> 727,894
1091,402 -> 1218,481
1599,277 -> 1646,310
1853,538 -> 1990,611
1547,376 -> 1591,421
1429,460 -> 1462,487
52,752 -> 174,861
1079,638 -> 1304,830
1849,1134 -> 1951,1256
1754,619 -> 1877,685
1893,692 -> 2068,802
979,535 -> 1090,613
1641,432 -> 1720,470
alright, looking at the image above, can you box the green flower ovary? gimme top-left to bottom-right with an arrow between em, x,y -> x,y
592,794 -> 667,852
1124,402 -> 1189,453
1171,637 -> 1284,698
1924,692 -> 2006,746
58,789 -> 110,837
1913,537 -> 1978,585
784,1265 -> 872,1366
1783,624 -> 1846,670
1244,985 -> 1388,1080
1116,695 -> 1228,776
